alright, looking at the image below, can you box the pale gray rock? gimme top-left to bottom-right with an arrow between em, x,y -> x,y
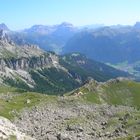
0,116 -> 35,140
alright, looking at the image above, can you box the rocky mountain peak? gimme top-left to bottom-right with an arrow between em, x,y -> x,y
29,25 -> 49,31
0,23 -> 9,31
59,22 -> 74,28
0,30 -> 12,44
0,30 -> 7,39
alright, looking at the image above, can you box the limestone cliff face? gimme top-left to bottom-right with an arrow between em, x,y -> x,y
0,54 -> 59,71
0,30 -> 62,89
0,30 -> 60,71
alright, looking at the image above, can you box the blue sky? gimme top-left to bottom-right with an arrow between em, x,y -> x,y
0,0 -> 140,30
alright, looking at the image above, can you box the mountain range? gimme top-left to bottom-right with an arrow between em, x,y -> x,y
1,22 -> 140,80
63,22 -> 140,64
1,22 -> 77,54
1,22 -> 140,64
0,29 -> 128,94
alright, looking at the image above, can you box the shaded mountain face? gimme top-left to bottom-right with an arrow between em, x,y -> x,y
0,31 -> 129,94
59,53 -> 129,82
63,24 -> 140,64
134,22 -> 140,29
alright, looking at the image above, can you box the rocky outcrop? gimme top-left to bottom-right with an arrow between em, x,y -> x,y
0,23 -> 10,31
0,30 -> 12,44
0,116 -> 35,140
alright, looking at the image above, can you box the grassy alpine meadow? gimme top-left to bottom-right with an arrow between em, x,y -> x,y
0,85 -> 57,120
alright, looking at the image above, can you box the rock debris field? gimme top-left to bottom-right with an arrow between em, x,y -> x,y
12,97 -> 140,140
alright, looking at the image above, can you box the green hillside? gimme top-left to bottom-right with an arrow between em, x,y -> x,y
0,86 -> 56,120
2,53 -> 129,95
72,78 -> 140,109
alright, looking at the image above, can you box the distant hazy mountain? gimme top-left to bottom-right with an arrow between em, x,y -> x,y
2,22 -> 140,66
80,24 -> 104,29
2,22 -> 105,54
24,22 -> 75,35
63,22 -> 140,64
9,22 -> 78,53
134,22 -> 140,29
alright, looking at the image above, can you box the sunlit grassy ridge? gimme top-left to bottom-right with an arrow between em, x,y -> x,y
0,79 -> 140,121
73,79 -> 140,109
102,80 -> 140,108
